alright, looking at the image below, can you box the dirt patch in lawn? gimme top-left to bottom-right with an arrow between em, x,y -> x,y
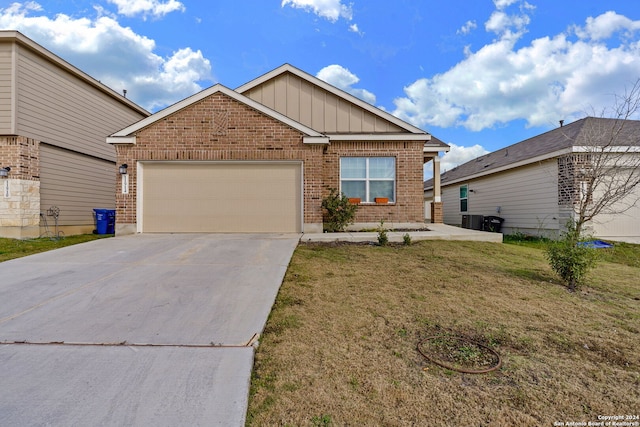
247,240 -> 640,426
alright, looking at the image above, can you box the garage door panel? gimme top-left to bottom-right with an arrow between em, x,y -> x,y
142,162 -> 301,233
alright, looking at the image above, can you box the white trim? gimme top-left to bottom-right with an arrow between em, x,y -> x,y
303,136 -> 330,144
438,147 -> 573,188
328,133 -> 430,141
136,162 -> 143,233
107,136 -> 136,145
236,64 -> 428,135
339,157 -> 396,203
121,174 -> 129,194
109,84 -> 325,138
572,145 -> 640,153
136,160 -> 304,233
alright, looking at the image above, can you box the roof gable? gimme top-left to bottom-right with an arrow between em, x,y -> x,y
237,64 -> 427,135
425,117 -> 640,189
108,84 -> 327,144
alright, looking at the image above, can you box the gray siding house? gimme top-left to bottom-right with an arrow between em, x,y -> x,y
0,31 -> 149,238
424,117 -> 640,243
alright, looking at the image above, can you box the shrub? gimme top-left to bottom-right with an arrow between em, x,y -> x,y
545,220 -> 599,291
403,233 -> 412,246
321,188 -> 358,232
377,220 -> 388,246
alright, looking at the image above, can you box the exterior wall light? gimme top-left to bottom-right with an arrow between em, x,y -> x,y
0,167 -> 10,177
119,164 -> 128,174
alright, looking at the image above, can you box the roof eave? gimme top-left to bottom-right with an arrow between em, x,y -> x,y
0,30 -> 149,117
438,147 -> 573,187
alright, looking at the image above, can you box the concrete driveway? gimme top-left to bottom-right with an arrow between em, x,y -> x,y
0,233 -> 299,426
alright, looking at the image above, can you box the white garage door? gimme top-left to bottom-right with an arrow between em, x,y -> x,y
141,162 -> 302,233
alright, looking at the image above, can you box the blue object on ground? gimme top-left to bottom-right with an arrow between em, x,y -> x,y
93,208 -> 109,234
577,240 -> 613,248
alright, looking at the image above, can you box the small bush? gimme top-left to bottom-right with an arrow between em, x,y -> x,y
545,220 -> 599,291
321,188 -> 358,232
377,220 -> 388,246
403,233 -> 412,246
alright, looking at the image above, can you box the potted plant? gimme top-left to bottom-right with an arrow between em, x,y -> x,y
375,197 -> 389,204
348,198 -> 361,204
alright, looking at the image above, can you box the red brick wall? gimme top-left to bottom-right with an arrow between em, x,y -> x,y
115,92 -> 324,225
323,141 -> 425,224
115,92 -> 425,229
0,136 -> 40,180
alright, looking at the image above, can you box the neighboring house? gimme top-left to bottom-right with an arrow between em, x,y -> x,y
424,117 -> 640,243
107,64 -> 449,234
0,31 -> 149,238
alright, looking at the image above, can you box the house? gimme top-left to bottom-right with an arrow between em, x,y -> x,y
107,64 -> 449,234
424,117 -> 640,243
0,31 -> 149,238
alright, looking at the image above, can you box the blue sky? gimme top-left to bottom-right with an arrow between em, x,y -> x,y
2,0 -> 640,177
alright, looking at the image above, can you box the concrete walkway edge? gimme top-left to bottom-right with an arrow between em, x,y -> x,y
300,223 -> 503,243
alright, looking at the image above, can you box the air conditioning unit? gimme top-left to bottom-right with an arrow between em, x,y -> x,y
462,215 -> 484,230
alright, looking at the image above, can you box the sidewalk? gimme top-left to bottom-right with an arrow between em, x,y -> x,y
300,223 -> 503,243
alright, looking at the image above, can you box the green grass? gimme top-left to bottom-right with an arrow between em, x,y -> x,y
504,233 -> 640,268
247,240 -> 640,426
0,234 -> 111,263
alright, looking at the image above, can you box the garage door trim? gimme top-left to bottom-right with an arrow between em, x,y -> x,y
137,160 -> 304,233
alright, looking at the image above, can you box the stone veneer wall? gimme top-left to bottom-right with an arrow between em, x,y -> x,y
0,136 -> 41,238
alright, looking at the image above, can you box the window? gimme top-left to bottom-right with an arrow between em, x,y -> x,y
459,185 -> 468,212
340,157 -> 395,203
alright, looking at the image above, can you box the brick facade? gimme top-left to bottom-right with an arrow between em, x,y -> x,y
115,93 -> 324,227
115,92 -> 428,232
323,140 -> 425,225
0,136 -> 41,180
558,154 -> 592,206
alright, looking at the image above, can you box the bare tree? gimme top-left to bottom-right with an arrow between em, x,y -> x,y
560,79 -> 640,237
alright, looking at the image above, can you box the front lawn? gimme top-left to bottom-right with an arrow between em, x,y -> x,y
0,234 -> 110,263
247,240 -> 639,426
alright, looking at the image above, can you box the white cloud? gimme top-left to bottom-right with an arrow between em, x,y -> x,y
349,23 -> 362,35
316,64 -> 376,105
106,0 -> 185,19
440,143 -> 490,173
457,20 -> 477,35
424,143 -> 489,179
0,2 -> 211,111
281,0 -> 353,22
573,11 -> 640,41
392,1 -> 640,132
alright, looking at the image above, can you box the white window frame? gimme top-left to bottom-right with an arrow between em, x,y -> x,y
339,157 -> 396,203
459,184 -> 468,212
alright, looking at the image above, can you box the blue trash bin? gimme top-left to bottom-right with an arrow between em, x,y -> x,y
93,208 -> 109,234
106,209 -> 116,234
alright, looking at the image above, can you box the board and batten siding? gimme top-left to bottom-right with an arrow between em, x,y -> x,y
441,160 -> 561,236
0,42 -> 14,133
39,144 -> 115,226
243,72 -> 404,134
14,45 -> 144,161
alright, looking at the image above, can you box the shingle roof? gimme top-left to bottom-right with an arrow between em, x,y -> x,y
424,117 -> 640,189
